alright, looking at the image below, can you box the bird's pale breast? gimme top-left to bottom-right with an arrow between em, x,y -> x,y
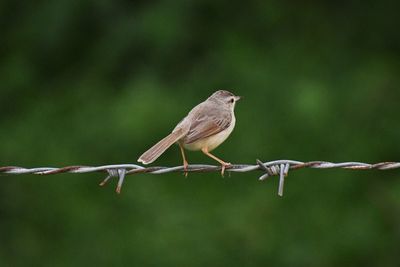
183,114 -> 236,151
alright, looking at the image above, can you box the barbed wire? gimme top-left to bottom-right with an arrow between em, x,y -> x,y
1,160 -> 398,196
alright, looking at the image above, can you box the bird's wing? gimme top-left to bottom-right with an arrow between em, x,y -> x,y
184,109 -> 231,144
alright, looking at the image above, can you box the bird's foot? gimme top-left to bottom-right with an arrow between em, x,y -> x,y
183,160 -> 189,177
221,162 -> 232,177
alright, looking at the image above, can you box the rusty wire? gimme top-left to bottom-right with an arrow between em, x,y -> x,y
1,160 -> 398,196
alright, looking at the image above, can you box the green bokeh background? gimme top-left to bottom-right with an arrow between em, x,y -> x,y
1,1 -> 399,266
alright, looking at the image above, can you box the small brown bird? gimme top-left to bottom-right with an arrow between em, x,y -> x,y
138,90 -> 241,175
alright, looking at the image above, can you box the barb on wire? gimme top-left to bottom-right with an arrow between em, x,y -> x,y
0,160 -> 399,196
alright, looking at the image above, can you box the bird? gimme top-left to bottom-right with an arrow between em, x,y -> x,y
138,90 -> 241,176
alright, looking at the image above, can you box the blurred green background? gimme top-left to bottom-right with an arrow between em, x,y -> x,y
1,1 -> 399,266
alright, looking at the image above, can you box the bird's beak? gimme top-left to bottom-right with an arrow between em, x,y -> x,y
234,96 -> 241,101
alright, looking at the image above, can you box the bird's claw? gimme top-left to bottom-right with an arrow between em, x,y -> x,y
221,162 -> 232,177
183,162 -> 189,177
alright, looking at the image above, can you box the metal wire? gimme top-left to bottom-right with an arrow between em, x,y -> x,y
1,160 -> 398,196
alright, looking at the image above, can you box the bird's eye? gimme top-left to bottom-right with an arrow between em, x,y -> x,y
230,98 -> 234,103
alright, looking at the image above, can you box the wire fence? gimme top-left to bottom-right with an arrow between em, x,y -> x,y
1,160 -> 399,196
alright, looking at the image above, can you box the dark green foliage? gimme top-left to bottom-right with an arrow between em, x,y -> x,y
1,1 -> 399,266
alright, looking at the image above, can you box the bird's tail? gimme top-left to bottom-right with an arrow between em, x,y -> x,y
138,129 -> 186,165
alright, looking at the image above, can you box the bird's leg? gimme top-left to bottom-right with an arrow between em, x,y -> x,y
179,143 -> 189,177
201,147 -> 231,176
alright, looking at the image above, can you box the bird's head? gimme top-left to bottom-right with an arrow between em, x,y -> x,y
209,90 -> 241,108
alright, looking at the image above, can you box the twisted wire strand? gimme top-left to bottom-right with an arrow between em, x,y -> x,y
1,160 -> 398,195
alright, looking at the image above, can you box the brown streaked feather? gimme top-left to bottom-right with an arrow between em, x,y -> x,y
138,128 -> 187,164
183,109 -> 231,144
